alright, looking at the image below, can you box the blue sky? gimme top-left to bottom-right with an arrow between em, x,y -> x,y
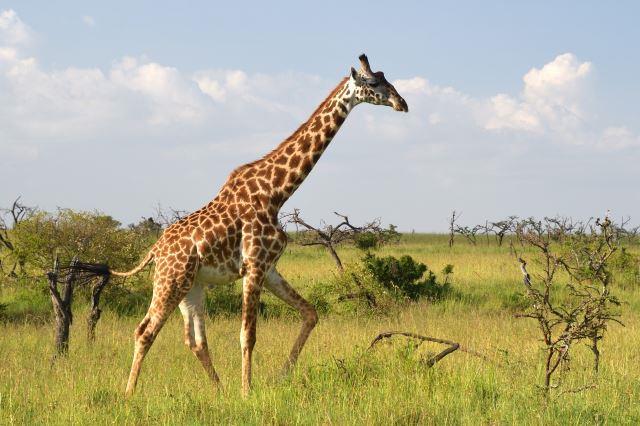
1,1 -> 638,230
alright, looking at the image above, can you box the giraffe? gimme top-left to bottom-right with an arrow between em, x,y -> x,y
112,54 -> 408,397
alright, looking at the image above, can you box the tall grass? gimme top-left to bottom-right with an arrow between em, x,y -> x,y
1,235 -> 638,425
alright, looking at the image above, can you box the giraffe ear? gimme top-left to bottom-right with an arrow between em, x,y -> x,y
350,67 -> 362,85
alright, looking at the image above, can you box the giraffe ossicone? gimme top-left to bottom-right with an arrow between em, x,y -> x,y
114,53 -> 409,397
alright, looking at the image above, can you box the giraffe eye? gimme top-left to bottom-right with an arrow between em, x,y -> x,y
369,81 -> 379,88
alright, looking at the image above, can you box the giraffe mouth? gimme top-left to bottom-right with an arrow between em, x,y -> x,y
392,97 -> 409,112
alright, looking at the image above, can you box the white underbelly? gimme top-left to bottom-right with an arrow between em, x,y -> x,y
196,265 -> 240,286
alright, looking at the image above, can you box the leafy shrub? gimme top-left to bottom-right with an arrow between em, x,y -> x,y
353,225 -> 400,251
0,281 -> 51,323
305,281 -> 332,315
354,232 -> 379,251
362,253 -> 452,301
204,283 -> 242,316
315,254 -> 453,316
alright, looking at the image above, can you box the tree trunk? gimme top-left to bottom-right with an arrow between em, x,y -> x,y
590,335 -> 600,373
48,256 -> 78,355
86,274 -> 109,342
326,244 -> 344,271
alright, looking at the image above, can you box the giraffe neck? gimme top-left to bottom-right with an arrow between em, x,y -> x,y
264,77 -> 355,207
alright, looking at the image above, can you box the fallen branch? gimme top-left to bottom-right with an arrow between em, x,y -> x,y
369,331 -> 492,363
369,331 -> 471,367
554,383 -> 597,398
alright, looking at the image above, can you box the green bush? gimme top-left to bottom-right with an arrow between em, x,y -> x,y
314,254 -> 453,316
354,232 -> 379,251
353,225 -> 400,251
0,279 -> 51,323
362,253 -> 452,301
204,283 -> 242,317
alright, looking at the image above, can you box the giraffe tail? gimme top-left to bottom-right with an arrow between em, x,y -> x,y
109,250 -> 155,277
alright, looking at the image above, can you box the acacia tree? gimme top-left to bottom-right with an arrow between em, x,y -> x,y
447,210 -> 485,246
0,197 -> 36,276
10,209 -> 153,273
513,216 -> 623,393
488,216 -> 518,246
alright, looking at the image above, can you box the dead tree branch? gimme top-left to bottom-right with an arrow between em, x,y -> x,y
283,209 -> 399,271
368,331 -> 490,367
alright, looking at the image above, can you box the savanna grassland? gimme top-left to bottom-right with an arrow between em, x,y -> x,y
1,235 -> 639,425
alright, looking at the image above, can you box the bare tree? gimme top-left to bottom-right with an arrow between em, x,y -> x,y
153,203 -> 190,229
448,210 -> 458,247
47,256 -> 111,355
448,211 -> 486,246
282,209 -> 399,271
454,224 -> 483,246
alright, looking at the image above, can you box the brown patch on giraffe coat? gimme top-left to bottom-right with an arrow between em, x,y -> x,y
257,178 -> 270,192
310,117 -> 323,132
289,154 -> 301,168
274,155 -> 288,165
236,186 -> 249,202
299,134 -> 311,152
323,125 -> 336,138
272,167 -> 287,187
285,144 -> 295,155
246,179 -> 259,194
301,158 -> 313,175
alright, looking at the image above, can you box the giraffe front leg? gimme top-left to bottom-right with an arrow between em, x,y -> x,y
179,285 -> 221,391
240,266 -> 264,397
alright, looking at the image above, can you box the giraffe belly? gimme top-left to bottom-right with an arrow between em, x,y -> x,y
195,265 -> 241,286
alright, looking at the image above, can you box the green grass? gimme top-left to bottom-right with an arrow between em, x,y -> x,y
1,235 -> 639,425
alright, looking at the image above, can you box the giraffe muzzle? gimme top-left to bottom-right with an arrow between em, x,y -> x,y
392,96 -> 409,112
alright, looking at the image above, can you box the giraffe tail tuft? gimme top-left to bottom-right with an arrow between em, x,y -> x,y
54,250 -> 154,287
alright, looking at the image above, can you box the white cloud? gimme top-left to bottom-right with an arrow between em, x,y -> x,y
600,126 -> 640,149
0,9 -> 638,231
82,15 -> 96,27
193,69 -> 323,117
109,56 -> 210,125
483,53 -> 594,142
0,9 -> 32,45
391,53 -> 637,151
0,46 -> 17,61
484,93 -> 540,132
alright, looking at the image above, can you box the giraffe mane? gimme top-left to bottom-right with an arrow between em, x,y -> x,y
263,77 -> 349,159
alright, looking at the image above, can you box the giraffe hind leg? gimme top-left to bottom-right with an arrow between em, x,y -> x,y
125,262 -> 198,396
264,269 -> 318,375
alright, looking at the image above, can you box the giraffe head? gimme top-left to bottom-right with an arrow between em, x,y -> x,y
349,54 -> 408,112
